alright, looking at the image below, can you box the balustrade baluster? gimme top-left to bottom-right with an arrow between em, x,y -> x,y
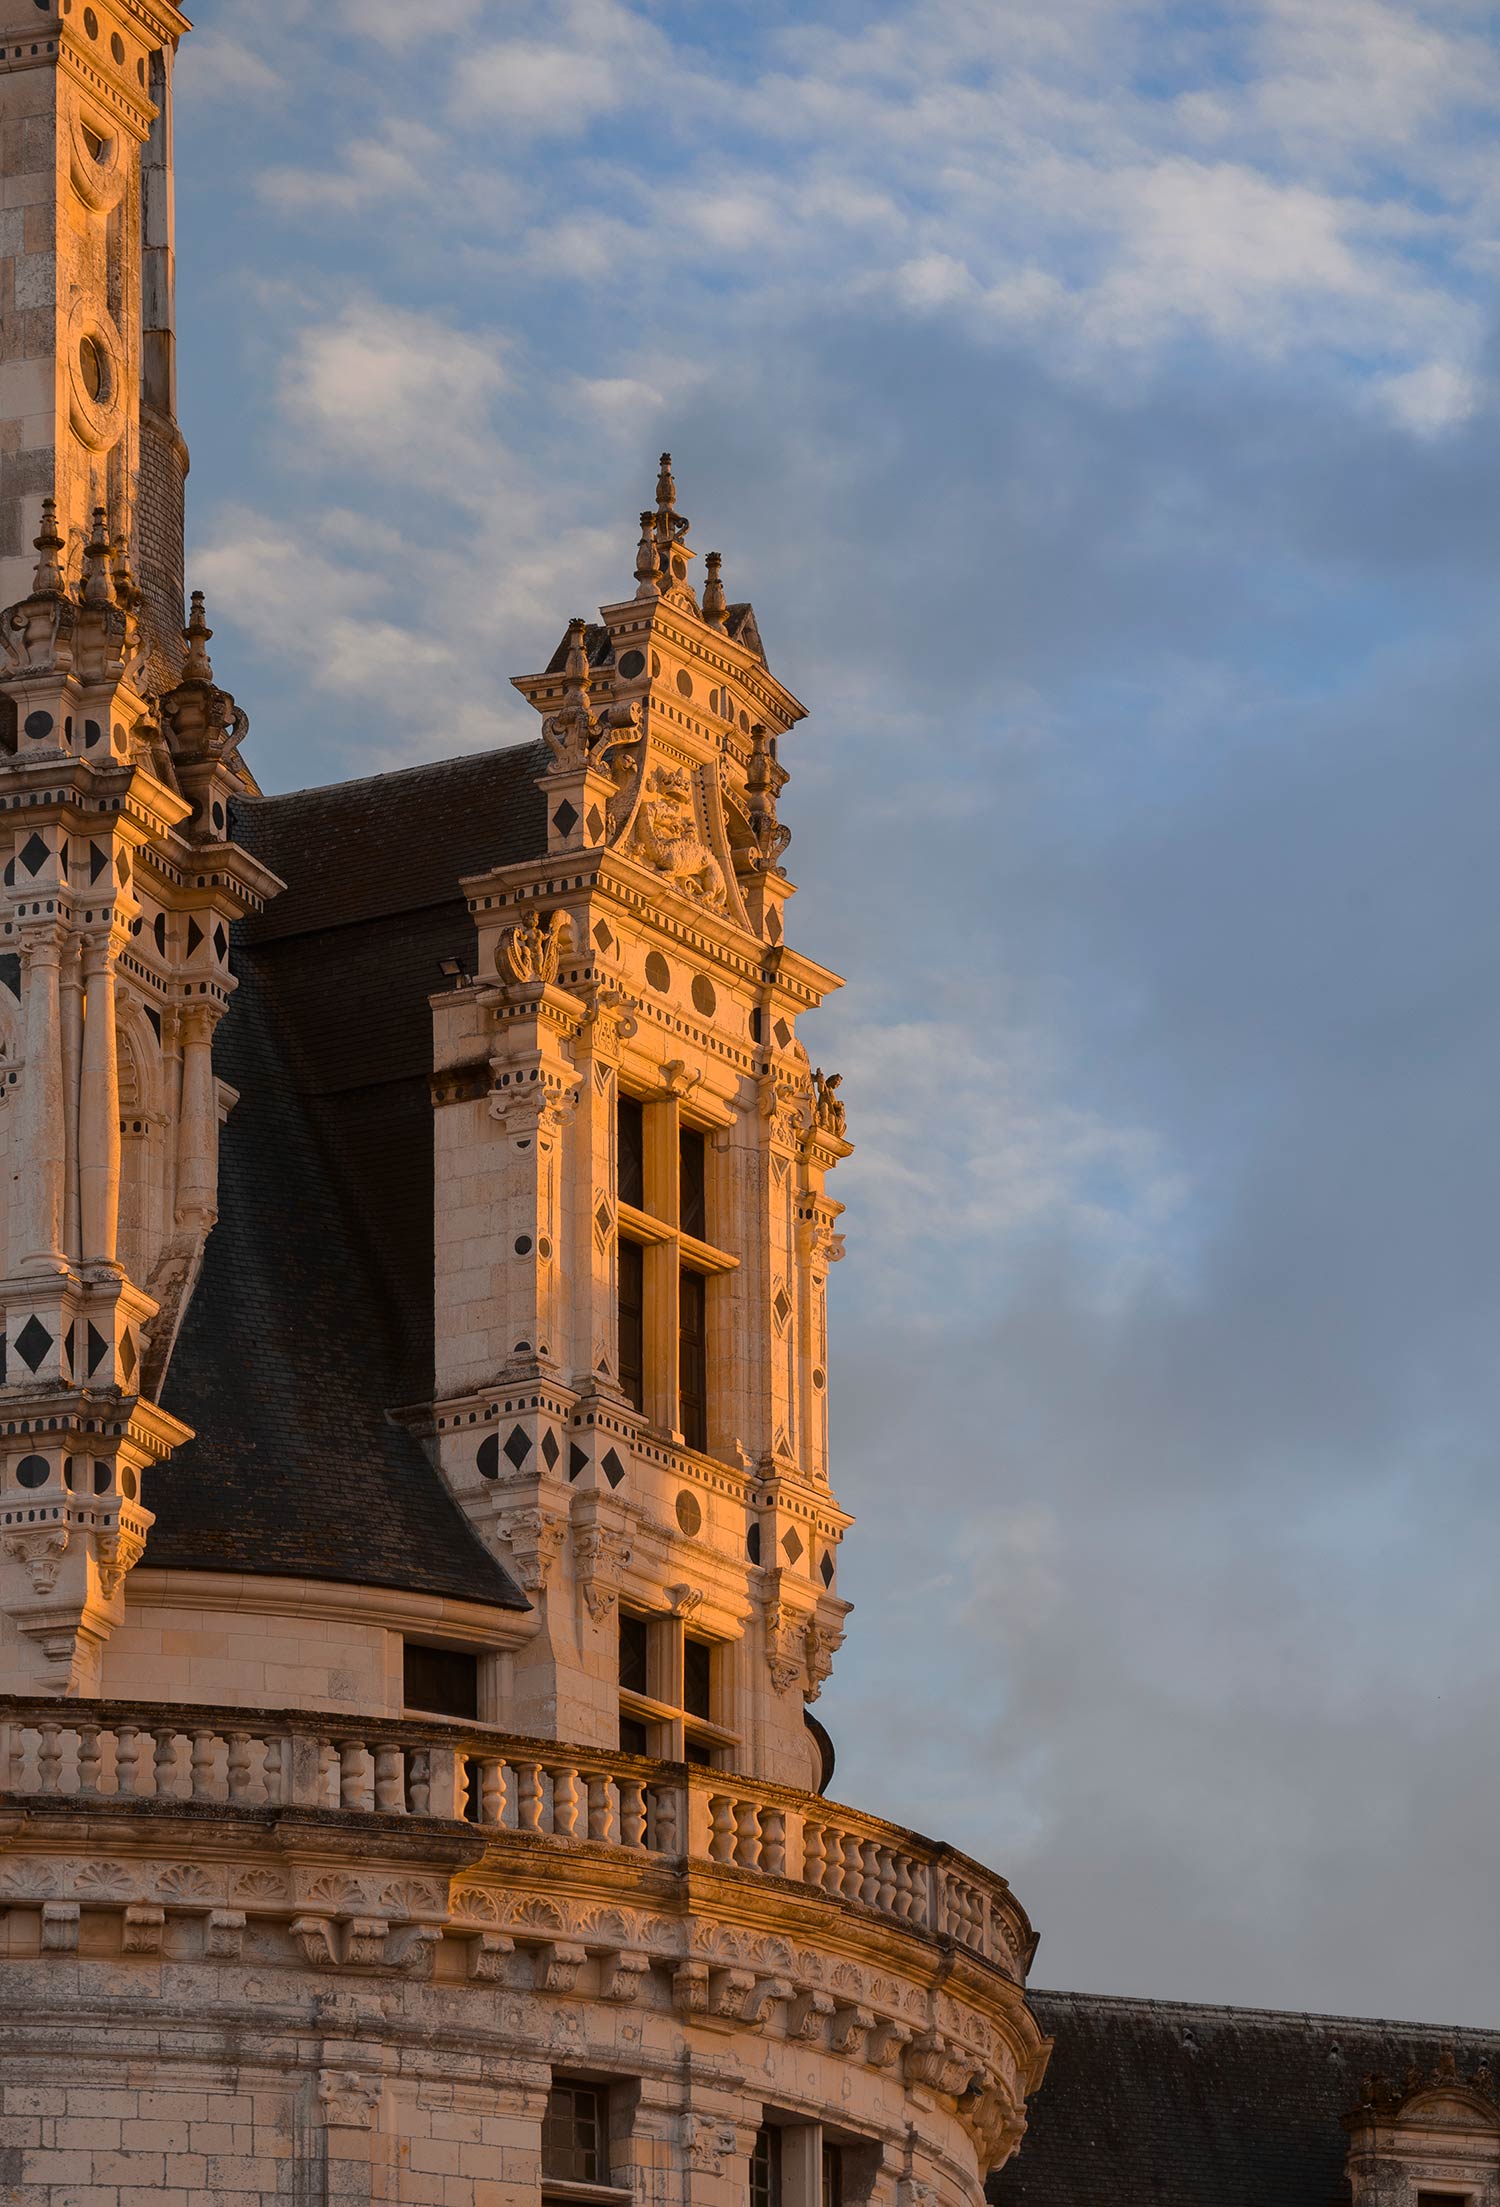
406,1748 -> 430,1817
841,1832 -> 864,1902
225,1734 -> 253,1805
860,1841 -> 881,1908
38,1722 -> 62,1795
263,1737 -> 285,1806
153,1727 -> 177,1800
317,1738 -> 338,1807
585,1772 -> 614,1843
515,1763 -> 544,1833
876,1846 -> 897,1913
373,1744 -> 405,1815
893,1856 -> 914,1920
478,1758 -> 506,1828
77,1725 -> 102,1797
618,1776 -> 647,1849
734,1799 -> 761,1870
707,1794 -> 735,1864
760,1807 -> 786,1877
649,1783 -> 679,1855
550,1765 -> 580,1839
190,1731 -> 216,1801
338,1740 -> 371,1812
803,1822 -> 824,1889
115,1725 -> 141,1799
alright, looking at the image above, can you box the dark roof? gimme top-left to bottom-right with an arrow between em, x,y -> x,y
151,744 -> 551,1609
993,1990 -> 1500,2207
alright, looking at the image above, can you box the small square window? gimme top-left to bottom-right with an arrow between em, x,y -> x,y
402,1642 -> 477,1720
542,2081 -> 603,2185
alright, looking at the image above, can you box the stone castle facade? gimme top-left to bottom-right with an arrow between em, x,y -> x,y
0,9 -> 1492,2207
0,5 -> 1049,2202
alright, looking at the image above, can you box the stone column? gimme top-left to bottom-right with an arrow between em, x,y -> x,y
78,935 -> 122,1266
174,1002 -> 217,1232
59,936 -> 82,1262
16,921 -> 67,1271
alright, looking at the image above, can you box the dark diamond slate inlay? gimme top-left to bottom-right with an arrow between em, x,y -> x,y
86,1322 -> 107,1376
569,1443 -> 588,1481
820,1551 -> 835,1587
477,1434 -> 500,1479
18,833 -> 49,876
593,921 -> 613,952
540,1427 -> 559,1471
773,1287 -> 792,1328
119,1329 -> 137,1384
585,805 -> 604,841
214,923 -> 228,961
89,841 -> 108,883
773,1018 -> 791,1048
504,1425 -> 532,1470
552,800 -> 579,839
15,1315 -> 53,1372
781,1528 -> 804,1565
186,917 -> 205,958
602,1447 -> 626,1489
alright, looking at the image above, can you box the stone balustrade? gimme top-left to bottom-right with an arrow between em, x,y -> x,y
0,1696 -> 1033,1982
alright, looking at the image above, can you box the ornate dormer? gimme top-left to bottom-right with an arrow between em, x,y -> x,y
1346,2053 -> 1500,2205
421,461 -> 852,1782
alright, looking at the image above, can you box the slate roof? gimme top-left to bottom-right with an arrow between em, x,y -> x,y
151,743 -> 552,1609
992,1989 -> 1500,2207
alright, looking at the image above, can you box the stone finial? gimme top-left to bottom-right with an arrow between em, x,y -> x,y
30,498 -> 65,595
634,510 -> 660,597
183,590 -> 215,683
655,451 -> 677,514
80,508 -> 116,606
702,550 -> 727,629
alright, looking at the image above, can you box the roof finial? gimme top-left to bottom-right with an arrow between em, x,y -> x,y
634,509 -> 660,599
702,550 -> 727,630
183,588 -> 215,683
80,506 -> 115,605
30,498 -> 64,595
656,451 -> 676,515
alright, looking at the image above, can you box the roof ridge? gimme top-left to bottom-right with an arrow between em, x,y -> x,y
1029,1986 -> 1500,2038
245,737 -> 542,810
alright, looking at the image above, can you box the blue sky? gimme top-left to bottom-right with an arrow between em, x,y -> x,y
174,0 -> 1500,2023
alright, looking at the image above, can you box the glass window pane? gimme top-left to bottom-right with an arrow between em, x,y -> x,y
542,2083 -> 602,2184
402,1642 -> 478,1720
679,1125 -> 707,1240
619,1610 -> 649,1697
618,1238 -> 645,1410
751,2126 -> 782,2207
619,1714 -> 649,1756
684,1633 -> 713,1720
679,1266 -> 707,1451
618,1094 -> 645,1210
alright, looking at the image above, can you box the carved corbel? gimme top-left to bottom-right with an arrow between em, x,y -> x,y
290,1915 -> 337,1969
121,1901 -> 165,1955
573,1523 -> 632,1625
831,2004 -> 874,2057
467,1931 -> 515,1982
388,1923 -> 441,1976
804,1620 -> 845,1703
787,1989 -> 835,2041
868,2019 -> 913,2069
95,1520 -> 147,1604
344,1916 -> 390,1968
4,1526 -> 69,1595
497,1507 -> 568,1594
672,1959 -> 709,2015
41,1902 -> 79,1953
599,1949 -> 651,2003
708,1966 -> 757,2020
742,1975 -> 793,2031
680,2111 -> 739,2176
204,1908 -> 245,1960
664,1582 -> 704,1620
533,1940 -> 586,1993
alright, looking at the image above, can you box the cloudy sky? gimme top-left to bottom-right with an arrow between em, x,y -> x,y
174,0 -> 1500,2024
